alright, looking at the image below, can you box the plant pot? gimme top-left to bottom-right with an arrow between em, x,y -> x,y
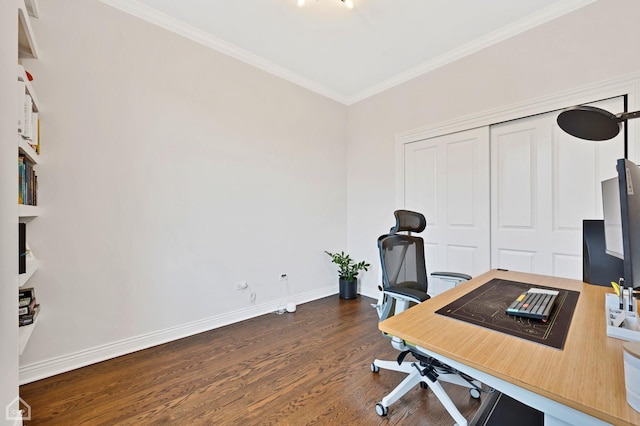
339,278 -> 358,299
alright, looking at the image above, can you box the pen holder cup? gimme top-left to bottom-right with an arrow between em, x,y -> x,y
623,342 -> 640,413
605,293 -> 640,340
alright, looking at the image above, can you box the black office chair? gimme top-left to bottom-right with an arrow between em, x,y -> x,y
371,210 -> 482,426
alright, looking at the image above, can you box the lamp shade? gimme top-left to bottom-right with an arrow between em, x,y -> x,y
556,105 -> 622,141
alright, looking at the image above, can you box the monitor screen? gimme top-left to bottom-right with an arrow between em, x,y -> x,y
602,176 -> 624,260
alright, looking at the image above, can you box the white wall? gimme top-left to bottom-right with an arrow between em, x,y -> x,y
18,0 -> 348,381
18,0 -> 640,384
0,0 -> 19,423
347,0 -> 640,296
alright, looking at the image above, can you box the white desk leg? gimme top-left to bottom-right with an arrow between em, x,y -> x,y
415,345 -> 610,426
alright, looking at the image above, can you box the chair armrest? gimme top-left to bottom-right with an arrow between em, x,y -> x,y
430,271 -> 472,281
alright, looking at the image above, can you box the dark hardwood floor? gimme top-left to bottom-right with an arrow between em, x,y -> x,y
20,295 -> 483,425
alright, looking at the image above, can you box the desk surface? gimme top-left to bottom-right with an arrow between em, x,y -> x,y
379,269 -> 640,426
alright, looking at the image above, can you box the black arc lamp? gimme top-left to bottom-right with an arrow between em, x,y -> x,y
557,105 -> 640,141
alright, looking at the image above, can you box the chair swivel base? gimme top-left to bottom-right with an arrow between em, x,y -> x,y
371,358 -> 481,426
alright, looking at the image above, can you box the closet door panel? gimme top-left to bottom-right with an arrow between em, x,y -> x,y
446,138 -> 475,226
404,127 -> 490,292
497,249 -> 536,273
494,127 -> 536,229
405,142 -> 438,229
554,130 -> 595,230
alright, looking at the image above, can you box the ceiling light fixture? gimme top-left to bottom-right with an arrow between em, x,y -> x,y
297,0 -> 354,10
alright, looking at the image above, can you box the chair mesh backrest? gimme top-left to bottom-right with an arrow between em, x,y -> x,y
378,210 -> 428,293
390,210 -> 427,234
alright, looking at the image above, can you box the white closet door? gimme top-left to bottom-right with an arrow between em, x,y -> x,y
404,127 -> 491,294
490,97 -> 625,279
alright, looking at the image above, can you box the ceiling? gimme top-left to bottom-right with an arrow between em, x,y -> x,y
100,0 -> 595,105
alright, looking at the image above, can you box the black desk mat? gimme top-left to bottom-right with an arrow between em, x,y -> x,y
435,278 -> 580,349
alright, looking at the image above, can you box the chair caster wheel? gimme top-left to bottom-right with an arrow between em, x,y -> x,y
469,388 -> 481,399
370,363 -> 380,373
376,403 -> 388,416
419,382 -> 428,389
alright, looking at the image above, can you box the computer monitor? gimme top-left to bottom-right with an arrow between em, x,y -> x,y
603,158 -> 640,288
602,176 -> 624,260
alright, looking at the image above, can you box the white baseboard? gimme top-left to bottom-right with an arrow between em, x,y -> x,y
359,284 -> 379,300
19,286 -> 337,385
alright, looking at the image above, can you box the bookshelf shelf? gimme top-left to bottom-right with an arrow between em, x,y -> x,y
19,258 -> 39,287
17,0 -> 39,59
18,204 -> 40,218
18,309 -> 40,355
18,137 -> 39,164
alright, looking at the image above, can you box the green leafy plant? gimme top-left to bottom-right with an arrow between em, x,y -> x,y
325,251 -> 370,282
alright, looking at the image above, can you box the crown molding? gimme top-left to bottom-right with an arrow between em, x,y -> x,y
98,0 -> 351,104
346,0 -> 597,104
100,0 -> 595,106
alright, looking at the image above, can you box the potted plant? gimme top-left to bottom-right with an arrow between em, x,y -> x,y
325,250 -> 370,299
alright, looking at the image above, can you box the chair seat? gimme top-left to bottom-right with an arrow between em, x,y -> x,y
387,283 -> 430,302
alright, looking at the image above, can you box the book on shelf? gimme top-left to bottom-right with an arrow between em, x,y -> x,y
31,112 -> 40,152
17,77 -> 39,146
18,154 -> 37,206
36,115 -> 40,154
18,156 -> 24,204
18,93 -> 34,140
19,287 -> 39,326
19,223 -> 26,274
23,93 -> 33,140
16,80 -> 26,134
19,304 -> 40,327
19,296 -> 37,316
19,287 -> 35,302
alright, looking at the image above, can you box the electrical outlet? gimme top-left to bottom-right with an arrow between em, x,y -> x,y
236,281 -> 248,290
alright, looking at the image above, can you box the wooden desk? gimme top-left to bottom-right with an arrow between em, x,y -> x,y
379,269 -> 640,426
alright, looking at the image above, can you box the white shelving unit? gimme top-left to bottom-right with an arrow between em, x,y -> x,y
17,0 -> 41,357
17,0 -> 38,58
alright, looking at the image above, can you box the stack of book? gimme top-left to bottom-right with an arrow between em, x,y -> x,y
19,287 -> 39,327
18,154 -> 37,206
17,75 -> 40,154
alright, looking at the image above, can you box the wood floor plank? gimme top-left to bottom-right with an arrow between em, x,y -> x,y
20,295 -> 483,425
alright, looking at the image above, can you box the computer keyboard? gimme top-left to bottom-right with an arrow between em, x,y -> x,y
506,288 -> 558,322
